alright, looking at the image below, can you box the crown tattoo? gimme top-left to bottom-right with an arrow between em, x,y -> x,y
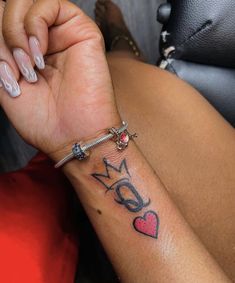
91,158 -> 131,191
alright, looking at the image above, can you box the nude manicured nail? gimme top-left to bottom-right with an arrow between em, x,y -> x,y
29,36 -> 45,70
0,62 -> 21,97
13,48 -> 38,83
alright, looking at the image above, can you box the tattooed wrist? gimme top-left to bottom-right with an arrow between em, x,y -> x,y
91,158 -> 160,239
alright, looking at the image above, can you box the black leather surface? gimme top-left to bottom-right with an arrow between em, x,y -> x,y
158,1 -> 235,127
161,0 -> 235,68
166,59 -> 235,127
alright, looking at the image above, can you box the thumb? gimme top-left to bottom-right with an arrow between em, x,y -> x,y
24,0 -> 102,56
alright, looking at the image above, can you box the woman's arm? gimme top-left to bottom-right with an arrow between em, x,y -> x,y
62,139 -> 230,283
0,0 -> 230,281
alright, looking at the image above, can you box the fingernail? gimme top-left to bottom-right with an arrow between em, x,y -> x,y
0,62 -> 21,97
13,48 -> 38,83
29,36 -> 45,70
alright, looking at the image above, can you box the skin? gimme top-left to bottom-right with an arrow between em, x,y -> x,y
0,0 -> 234,281
95,2 -> 235,277
0,0 -> 120,157
108,55 -> 235,279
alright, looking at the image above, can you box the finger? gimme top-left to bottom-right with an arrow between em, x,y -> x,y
3,0 -> 38,83
0,1 -> 21,98
24,0 -> 102,55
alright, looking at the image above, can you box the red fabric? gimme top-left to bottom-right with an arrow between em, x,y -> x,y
0,154 -> 79,283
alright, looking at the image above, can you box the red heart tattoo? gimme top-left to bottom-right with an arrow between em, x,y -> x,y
133,211 -> 159,239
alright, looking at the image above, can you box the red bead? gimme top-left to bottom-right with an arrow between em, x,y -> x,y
120,132 -> 129,143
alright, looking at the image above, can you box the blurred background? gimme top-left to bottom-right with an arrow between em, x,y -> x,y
71,0 -> 165,64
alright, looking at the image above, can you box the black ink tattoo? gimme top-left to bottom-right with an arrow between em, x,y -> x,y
114,180 -> 150,212
92,158 -> 150,212
91,158 -> 159,239
92,158 -> 131,192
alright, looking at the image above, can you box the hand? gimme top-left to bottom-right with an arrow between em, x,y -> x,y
0,0 -> 120,160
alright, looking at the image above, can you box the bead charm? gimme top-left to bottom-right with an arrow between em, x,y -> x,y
55,121 -> 137,168
72,143 -> 89,161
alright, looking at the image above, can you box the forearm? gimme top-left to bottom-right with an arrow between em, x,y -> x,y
63,141 -> 230,283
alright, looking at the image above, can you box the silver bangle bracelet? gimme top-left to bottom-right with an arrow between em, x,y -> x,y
55,121 -> 136,168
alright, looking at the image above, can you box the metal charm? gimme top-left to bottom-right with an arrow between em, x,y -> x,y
110,127 -> 137,150
72,143 -> 89,161
55,121 -> 136,168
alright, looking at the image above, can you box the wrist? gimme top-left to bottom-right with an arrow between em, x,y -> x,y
49,116 -> 122,164
50,119 -> 139,177
60,128 -> 139,192
64,138 -> 125,172
63,139 -> 136,193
